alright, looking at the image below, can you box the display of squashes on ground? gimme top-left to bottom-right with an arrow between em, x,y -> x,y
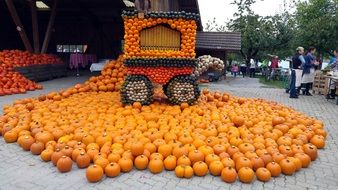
0,50 -> 63,96
0,54 -> 327,184
0,11 -> 327,185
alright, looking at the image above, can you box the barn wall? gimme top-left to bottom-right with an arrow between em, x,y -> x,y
0,1 -> 124,59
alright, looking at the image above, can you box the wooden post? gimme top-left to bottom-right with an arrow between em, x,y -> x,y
29,0 -> 40,53
5,0 -> 33,52
41,0 -> 58,53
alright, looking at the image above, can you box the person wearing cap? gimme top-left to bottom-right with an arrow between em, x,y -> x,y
289,47 -> 306,98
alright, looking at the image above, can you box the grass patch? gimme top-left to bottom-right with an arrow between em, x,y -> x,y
257,75 -> 286,89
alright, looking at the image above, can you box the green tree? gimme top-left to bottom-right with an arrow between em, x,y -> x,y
294,0 -> 338,55
227,0 -> 295,63
205,0 -> 297,62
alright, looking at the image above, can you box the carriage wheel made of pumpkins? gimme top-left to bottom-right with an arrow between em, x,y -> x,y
164,75 -> 200,105
120,75 -> 154,105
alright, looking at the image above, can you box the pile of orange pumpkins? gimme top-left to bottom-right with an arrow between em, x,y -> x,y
0,64 -> 42,96
0,59 -> 327,184
0,50 -> 63,96
0,49 -> 63,67
84,56 -> 126,92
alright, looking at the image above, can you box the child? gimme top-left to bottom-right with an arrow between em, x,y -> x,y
231,64 -> 239,78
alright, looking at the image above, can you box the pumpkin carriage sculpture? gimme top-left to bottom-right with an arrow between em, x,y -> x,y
120,10 -> 200,105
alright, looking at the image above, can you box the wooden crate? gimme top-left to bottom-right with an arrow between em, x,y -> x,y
312,71 -> 329,95
14,64 -> 68,82
50,63 -> 67,78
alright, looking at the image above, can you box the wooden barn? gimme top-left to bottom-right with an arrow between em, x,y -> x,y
0,0 -> 202,58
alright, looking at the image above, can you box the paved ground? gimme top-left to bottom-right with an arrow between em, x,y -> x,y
0,75 -> 337,190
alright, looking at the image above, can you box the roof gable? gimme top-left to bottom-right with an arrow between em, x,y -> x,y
196,32 -> 241,51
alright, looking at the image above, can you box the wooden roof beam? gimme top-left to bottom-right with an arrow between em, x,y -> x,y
29,0 -> 40,53
5,0 -> 33,52
41,0 -> 59,53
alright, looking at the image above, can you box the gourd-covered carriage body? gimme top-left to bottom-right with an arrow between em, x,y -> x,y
121,10 -> 200,105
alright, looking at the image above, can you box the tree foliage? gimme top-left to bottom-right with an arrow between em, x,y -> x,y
294,0 -> 338,55
205,0 -> 337,62
226,0 -> 295,63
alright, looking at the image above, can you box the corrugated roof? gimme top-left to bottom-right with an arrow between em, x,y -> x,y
196,32 -> 241,51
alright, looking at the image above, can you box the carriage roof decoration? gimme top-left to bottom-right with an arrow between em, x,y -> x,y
120,10 -> 201,105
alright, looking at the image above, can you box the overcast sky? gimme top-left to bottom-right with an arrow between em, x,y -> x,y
198,0 -> 297,30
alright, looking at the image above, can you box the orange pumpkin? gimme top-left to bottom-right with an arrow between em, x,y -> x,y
105,162 -> 121,177
30,142 -> 44,155
192,161 -> 208,177
51,149 -> 64,166
255,168 -> 271,182
238,167 -> 255,183
57,156 -> 73,173
164,155 -> 177,170
175,165 -> 194,178
188,150 -> 204,164
131,142 -> 144,157
86,165 -> 104,183
303,144 -> 318,161
294,153 -> 311,168
266,162 -> 281,177
40,149 -> 53,162
221,166 -> 237,183
208,160 -> 224,176
76,152 -> 91,168
235,157 -> 252,171
134,155 -> 149,170
118,157 -> 133,172
20,135 -> 35,151
148,158 -> 164,174
280,158 -> 296,175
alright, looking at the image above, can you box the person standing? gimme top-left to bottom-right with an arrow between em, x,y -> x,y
301,47 -> 318,96
231,64 -> 239,78
270,56 -> 279,79
289,47 -> 305,98
270,56 -> 279,69
326,49 -> 338,99
249,58 -> 256,78
240,63 -> 247,77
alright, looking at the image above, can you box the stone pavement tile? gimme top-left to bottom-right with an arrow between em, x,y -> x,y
227,184 -> 242,190
239,183 -> 252,190
326,185 -> 338,190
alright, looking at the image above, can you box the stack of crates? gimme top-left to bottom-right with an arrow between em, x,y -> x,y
312,71 -> 328,95
14,63 -> 67,82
